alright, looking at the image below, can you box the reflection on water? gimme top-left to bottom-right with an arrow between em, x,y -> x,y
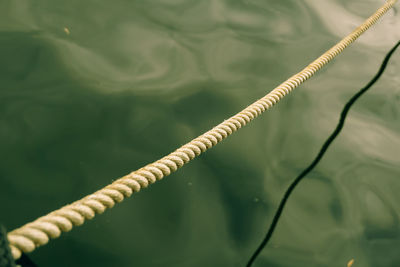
0,0 -> 399,266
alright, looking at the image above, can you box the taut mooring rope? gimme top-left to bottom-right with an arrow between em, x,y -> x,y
6,0 -> 397,260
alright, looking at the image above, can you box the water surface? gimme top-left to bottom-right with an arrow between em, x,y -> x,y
1,0 -> 400,266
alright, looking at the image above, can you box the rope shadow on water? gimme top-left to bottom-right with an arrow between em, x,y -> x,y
246,40 -> 400,267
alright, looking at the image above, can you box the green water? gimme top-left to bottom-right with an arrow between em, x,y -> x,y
1,0 -> 400,266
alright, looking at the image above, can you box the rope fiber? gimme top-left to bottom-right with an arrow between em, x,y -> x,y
246,40 -> 400,267
6,0 -> 398,260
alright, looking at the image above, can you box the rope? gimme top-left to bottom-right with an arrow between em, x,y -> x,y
6,0 -> 397,260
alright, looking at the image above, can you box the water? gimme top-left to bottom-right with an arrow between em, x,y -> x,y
1,0 -> 400,266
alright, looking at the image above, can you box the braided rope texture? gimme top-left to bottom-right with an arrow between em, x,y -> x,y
7,0 -> 397,260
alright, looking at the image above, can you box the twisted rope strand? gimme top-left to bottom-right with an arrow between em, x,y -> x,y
7,0 -> 397,260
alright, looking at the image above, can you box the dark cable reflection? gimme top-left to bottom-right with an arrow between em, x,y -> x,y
247,40 -> 400,267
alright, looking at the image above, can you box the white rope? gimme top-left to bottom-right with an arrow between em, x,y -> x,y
7,0 -> 397,259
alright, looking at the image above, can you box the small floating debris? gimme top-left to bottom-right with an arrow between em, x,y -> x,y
347,259 -> 354,267
64,27 -> 70,35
